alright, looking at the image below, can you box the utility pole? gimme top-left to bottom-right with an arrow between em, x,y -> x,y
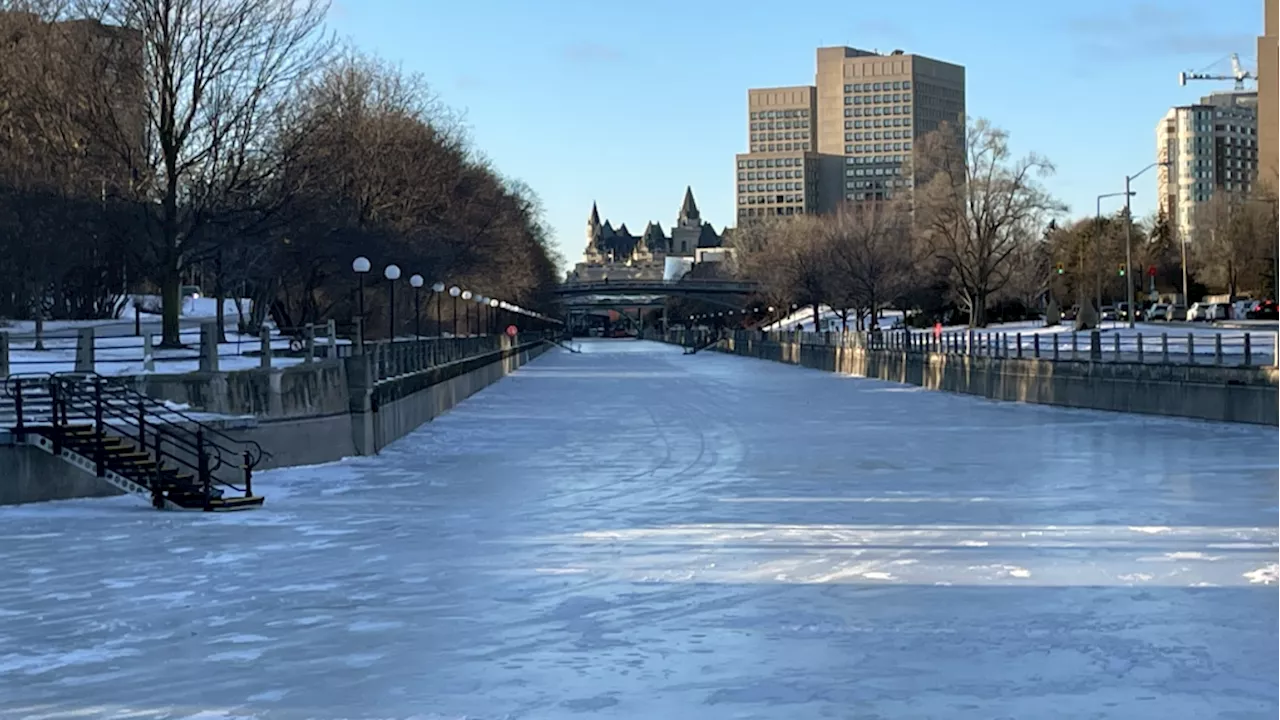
1124,174 -> 1135,327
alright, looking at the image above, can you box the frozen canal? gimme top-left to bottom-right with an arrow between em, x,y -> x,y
2,340 -> 1277,719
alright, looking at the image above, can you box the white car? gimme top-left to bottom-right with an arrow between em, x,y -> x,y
1204,303 -> 1231,321
1187,303 -> 1206,322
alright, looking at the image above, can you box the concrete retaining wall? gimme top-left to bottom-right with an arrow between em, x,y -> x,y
0,443 -> 124,504
122,360 -> 352,419
705,333 -> 1278,426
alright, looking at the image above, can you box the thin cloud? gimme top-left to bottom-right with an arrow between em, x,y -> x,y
561,42 -> 624,64
1066,2 -> 1254,59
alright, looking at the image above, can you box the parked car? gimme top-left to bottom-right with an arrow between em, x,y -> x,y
1204,303 -> 1231,321
1147,304 -> 1169,321
1231,300 -> 1255,320
1246,299 -> 1278,320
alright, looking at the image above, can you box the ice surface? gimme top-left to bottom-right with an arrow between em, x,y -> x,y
0,339 -> 1276,719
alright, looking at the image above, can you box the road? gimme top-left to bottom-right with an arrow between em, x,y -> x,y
1,340 -> 1276,719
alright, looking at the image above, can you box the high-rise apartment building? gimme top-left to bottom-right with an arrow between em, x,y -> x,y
736,46 -> 965,221
1259,0 -> 1278,191
1156,91 -> 1259,242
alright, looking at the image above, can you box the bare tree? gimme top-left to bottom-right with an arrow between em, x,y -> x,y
915,119 -> 1066,327
1195,189 -> 1277,298
72,0 -> 334,345
825,199 -> 916,330
735,216 -> 830,330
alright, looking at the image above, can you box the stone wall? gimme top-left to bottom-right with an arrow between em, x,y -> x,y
689,332 -> 1278,426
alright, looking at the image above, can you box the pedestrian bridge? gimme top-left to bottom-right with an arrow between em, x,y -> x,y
554,278 -> 759,300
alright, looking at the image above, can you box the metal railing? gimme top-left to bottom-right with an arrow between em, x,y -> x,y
669,327 -> 1279,368
354,332 -> 551,382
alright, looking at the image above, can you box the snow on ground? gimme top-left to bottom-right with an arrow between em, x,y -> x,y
0,340 -> 1276,719
5,327 -> 305,376
1,297 -> 248,337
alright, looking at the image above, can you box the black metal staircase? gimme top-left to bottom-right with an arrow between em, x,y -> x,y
4,373 -> 266,511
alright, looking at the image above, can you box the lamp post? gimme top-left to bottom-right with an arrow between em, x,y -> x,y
409,274 -> 424,338
431,281 -> 445,338
461,290 -> 473,336
1096,192 -> 1131,315
352,256 -> 371,325
449,285 -> 461,337
489,298 -> 499,335
1123,162 -> 1168,327
383,264 -> 401,340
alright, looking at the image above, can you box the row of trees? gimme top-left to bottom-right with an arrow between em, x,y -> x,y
0,0 -> 560,344
735,119 -> 1277,329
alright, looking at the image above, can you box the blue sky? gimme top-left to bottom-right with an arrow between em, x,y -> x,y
328,0 -> 1264,269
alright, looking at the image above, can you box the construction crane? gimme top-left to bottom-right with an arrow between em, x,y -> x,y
1178,53 -> 1255,90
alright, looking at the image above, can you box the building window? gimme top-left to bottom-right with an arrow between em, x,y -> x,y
903,81 -> 911,89
893,82 -> 902,90
873,83 -> 881,91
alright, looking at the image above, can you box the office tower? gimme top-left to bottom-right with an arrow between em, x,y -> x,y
737,47 -> 965,221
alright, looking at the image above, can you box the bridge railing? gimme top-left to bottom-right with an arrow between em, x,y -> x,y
667,327 -> 1279,368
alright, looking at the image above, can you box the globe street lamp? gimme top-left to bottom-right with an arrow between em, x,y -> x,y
409,274 -> 424,338
461,290 -> 473,336
448,286 -> 461,337
431,281 -> 445,338
384,264 -> 401,340
475,295 -> 488,335
352,256 -> 371,326
489,297 -> 499,335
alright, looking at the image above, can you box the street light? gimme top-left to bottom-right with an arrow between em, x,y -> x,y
409,274 -> 424,338
449,285 -> 461,337
431,281 -> 445,338
475,294 -> 487,335
1123,162 -> 1169,328
352,256 -> 371,327
489,298 -> 499,335
461,290 -> 473,336
384,264 -> 401,340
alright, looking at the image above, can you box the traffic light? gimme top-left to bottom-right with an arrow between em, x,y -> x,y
1117,264 -> 1126,276
1055,262 -> 1064,275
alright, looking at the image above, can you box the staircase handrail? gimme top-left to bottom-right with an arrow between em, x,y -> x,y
49,371 -> 266,466
6,372 -> 265,497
